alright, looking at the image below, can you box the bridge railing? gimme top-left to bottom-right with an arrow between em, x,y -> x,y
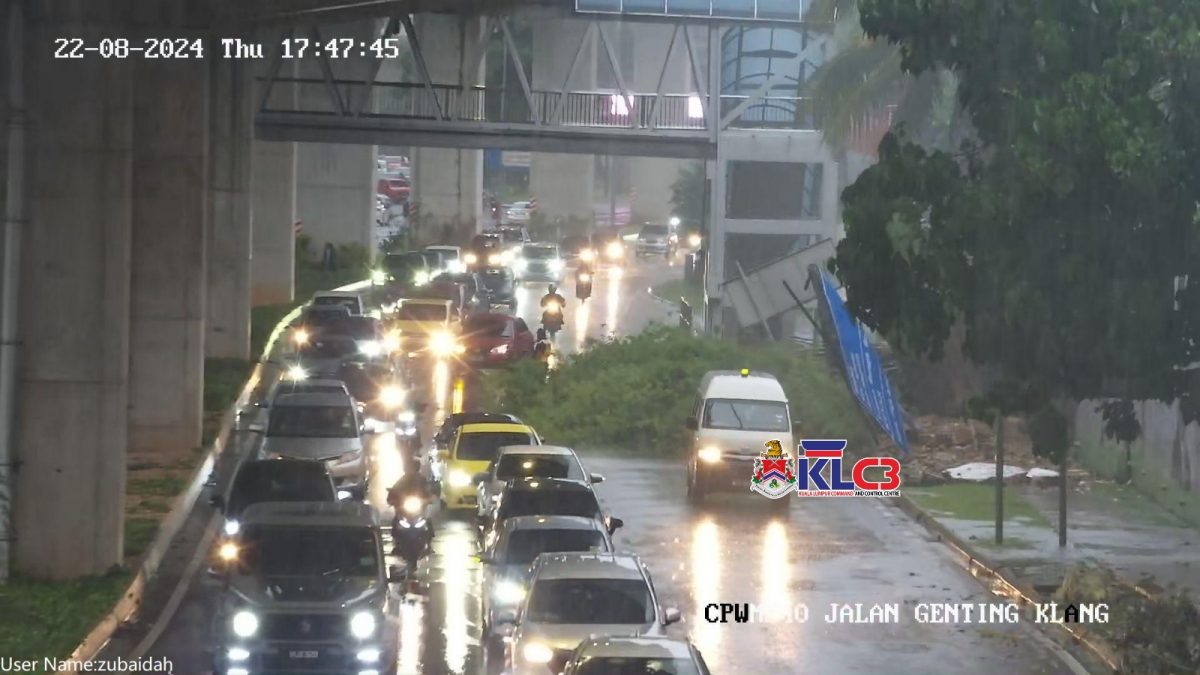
265,78 -> 820,132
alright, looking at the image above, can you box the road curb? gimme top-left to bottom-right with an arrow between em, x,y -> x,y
62,278 -> 371,670
890,494 -> 1123,673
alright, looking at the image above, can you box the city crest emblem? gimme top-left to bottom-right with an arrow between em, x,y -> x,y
751,439 -> 797,499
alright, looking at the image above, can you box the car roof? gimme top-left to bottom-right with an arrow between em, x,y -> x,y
460,422 -> 536,435
272,378 -> 348,391
397,298 -> 452,308
240,501 -> 376,527
235,458 -> 330,475
501,515 -> 606,534
425,245 -> 461,252
573,636 -> 696,660
445,411 -> 522,426
312,291 -> 361,299
531,552 -> 646,581
272,391 -> 355,407
497,444 -> 575,457
503,476 -> 591,492
699,369 -> 787,402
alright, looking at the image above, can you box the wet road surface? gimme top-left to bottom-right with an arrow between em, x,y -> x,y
102,254 -> 1080,674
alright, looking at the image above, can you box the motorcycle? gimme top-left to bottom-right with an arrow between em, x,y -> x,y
391,494 -> 433,571
542,300 -> 565,338
575,269 -> 593,301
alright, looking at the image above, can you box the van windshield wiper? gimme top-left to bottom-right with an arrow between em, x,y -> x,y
729,405 -> 745,430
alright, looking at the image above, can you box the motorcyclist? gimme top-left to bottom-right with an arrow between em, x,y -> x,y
540,284 -> 566,311
387,456 -> 435,538
533,327 -> 553,362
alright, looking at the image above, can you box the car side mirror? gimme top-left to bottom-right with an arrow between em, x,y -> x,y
208,494 -> 225,511
662,607 -> 682,625
589,473 -> 605,484
472,472 -> 489,485
607,517 -> 624,534
685,417 -> 698,431
336,490 -> 352,501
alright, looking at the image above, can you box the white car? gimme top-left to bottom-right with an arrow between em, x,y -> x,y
257,392 -> 369,497
425,245 -> 465,275
310,291 -> 364,316
498,552 -> 681,675
474,445 -> 603,520
503,202 -> 534,224
479,515 -> 613,657
561,636 -> 713,675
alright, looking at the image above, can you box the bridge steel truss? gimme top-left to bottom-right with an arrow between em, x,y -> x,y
253,10 -> 823,158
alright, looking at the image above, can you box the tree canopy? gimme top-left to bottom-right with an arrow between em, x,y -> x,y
832,0 -> 1200,453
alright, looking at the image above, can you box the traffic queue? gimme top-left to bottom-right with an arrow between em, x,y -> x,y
202,222 -> 713,675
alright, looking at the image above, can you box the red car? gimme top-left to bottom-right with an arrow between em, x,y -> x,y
377,176 -> 410,203
461,314 -> 535,367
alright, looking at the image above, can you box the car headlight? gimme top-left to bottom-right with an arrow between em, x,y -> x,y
397,409 -> 416,424
415,270 -> 430,285
580,249 -> 595,262
544,301 -> 560,314
549,259 -> 564,271
292,329 -> 309,345
371,269 -> 387,284
286,365 -> 307,381
379,384 -> 405,409
698,446 -> 722,463
357,648 -> 381,663
358,340 -> 382,357
606,241 -> 623,258
669,216 -> 681,227
523,642 -> 554,664
223,519 -> 240,536
578,272 -> 592,283
494,580 -> 526,605
688,233 -> 702,247
349,611 -> 377,639
227,647 -> 250,662
449,470 -> 471,488
218,542 -> 239,562
231,610 -> 259,637
430,330 -> 461,357
384,330 -> 401,352
464,252 -> 478,265
490,343 -> 509,355
402,496 -> 424,516
488,254 -> 502,265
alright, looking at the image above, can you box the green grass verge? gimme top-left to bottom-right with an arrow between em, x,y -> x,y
295,264 -> 366,301
127,475 -> 187,500
1084,481 -> 1191,528
652,277 -> 703,311
0,571 -> 132,669
124,518 -> 159,561
203,358 -> 253,413
482,325 -> 871,455
907,483 -> 1051,527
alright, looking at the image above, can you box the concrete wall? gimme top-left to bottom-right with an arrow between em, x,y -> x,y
411,14 -> 484,232
251,58 -> 295,306
1074,399 -> 1200,525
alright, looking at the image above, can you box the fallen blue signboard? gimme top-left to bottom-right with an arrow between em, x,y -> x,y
818,270 -> 910,455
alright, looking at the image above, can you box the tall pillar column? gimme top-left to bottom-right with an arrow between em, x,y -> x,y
296,21 -> 377,260
530,15 -> 597,221
411,14 -> 484,233
626,22 -> 692,222
128,38 -> 208,456
207,52 -> 253,359
251,59 -> 295,306
15,1 -> 133,578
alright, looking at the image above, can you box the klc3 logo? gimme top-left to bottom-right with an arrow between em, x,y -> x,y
797,440 -> 901,493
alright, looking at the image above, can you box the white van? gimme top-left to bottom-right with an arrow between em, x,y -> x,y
685,369 -> 797,503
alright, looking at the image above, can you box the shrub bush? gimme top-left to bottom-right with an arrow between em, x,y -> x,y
482,325 -> 872,454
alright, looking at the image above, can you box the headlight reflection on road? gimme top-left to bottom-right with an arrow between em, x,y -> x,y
370,432 -> 400,508
690,518 -> 722,660
604,268 -> 621,339
432,361 -> 450,416
573,297 -> 589,353
396,598 -> 423,674
760,521 -> 791,619
440,524 -> 475,674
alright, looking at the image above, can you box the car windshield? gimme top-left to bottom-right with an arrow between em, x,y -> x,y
302,309 -> 350,327
703,399 -> 789,432
471,235 -> 501,250
481,272 -> 513,291
465,317 -> 512,338
498,489 -> 601,520
522,246 -> 557,259
312,296 -> 358,312
323,316 -> 376,340
575,658 -> 702,675
502,529 -> 609,565
498,229 -> 524,243
298,337 -> 359,359
227,464 -> 334,515
396,303 -> 448,322
561,236 -> 588,251
267,405 -> 358,438
430,249 -> 459,261
495,453 -> 583,481
238,526 -> 378,577
456,431 -> 535,461
383,255 -> 422,276
640,225 -> 668,237
525,579 -> 653,624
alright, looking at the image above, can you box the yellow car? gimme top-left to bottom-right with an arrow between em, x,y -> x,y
389,298 -> 461,358
440,422 -> 540,510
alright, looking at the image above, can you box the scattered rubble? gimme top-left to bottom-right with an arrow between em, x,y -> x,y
895,415 -> 1062,486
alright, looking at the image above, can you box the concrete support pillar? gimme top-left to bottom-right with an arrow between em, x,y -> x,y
530,16 -> 597,220
411,14 -> 484,232
207,53 -> 253,359
15,2 -> 133,578
251,60 -> 296,306
128,41 -> 208,456
296,21 -> 377,259
627,22 -> 691,222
